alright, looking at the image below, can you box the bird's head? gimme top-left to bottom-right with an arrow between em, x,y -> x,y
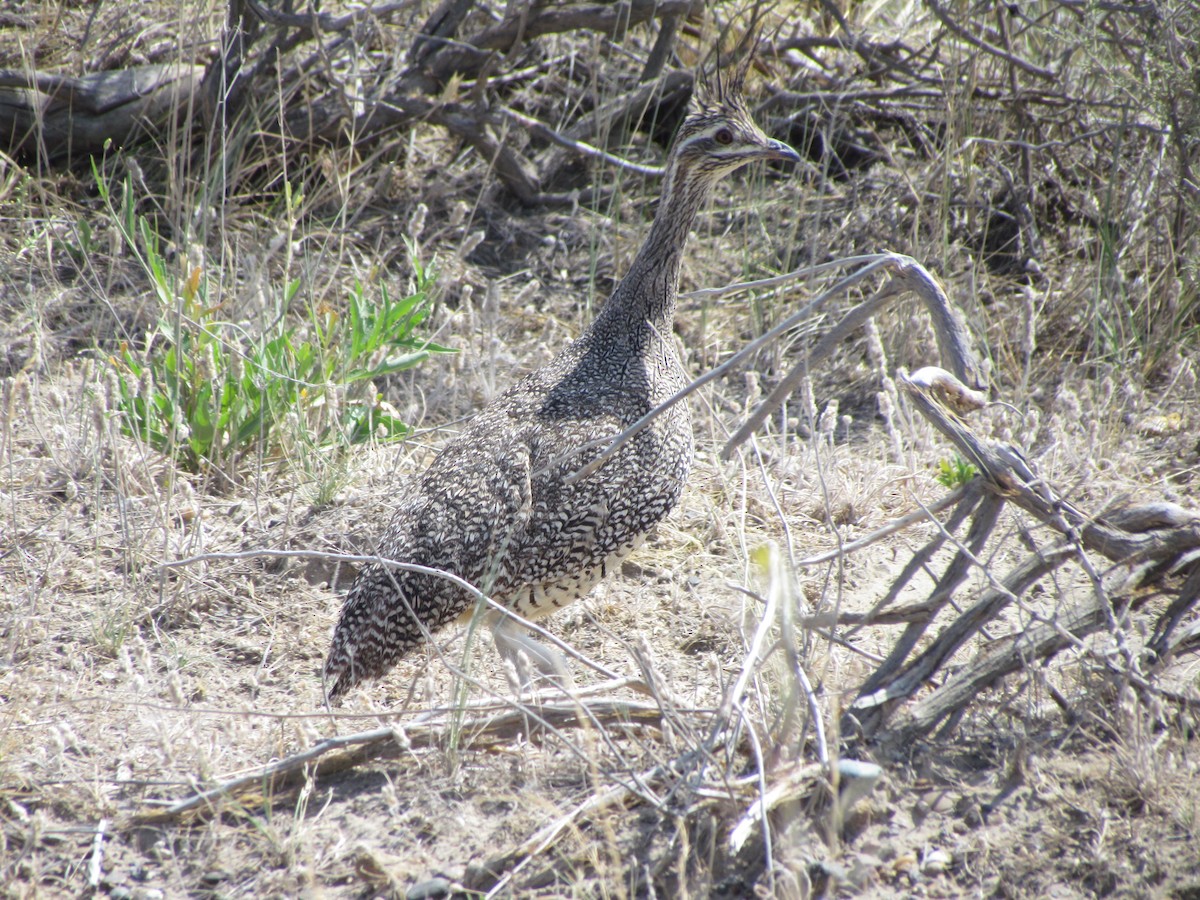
670,66 -> 801,181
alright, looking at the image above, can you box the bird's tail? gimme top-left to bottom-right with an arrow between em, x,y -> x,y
321,564 -> 425,702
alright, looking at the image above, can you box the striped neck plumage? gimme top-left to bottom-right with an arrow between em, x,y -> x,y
591,154 -> 712,342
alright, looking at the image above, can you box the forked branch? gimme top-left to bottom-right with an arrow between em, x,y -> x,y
842,366 -> 1200,743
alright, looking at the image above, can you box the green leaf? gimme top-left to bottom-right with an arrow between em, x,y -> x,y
348,350 -> 432,381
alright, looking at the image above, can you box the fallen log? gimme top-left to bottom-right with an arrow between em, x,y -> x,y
0,63 -> 204,162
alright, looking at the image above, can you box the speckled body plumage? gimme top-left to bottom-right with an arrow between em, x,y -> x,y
324,79 -> 798,699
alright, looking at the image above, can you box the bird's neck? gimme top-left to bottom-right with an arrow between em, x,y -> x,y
591,160 -> 711,342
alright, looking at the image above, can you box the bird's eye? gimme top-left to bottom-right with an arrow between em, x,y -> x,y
714,128 -> 734,145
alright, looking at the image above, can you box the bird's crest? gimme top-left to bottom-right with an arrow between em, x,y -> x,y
693,33 -> 759,111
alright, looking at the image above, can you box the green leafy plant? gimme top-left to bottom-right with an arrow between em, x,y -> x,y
934,454 -> 978,489
99,166 -> 450,481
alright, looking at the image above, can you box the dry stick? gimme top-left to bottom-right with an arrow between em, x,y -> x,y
62,677 -> 647,723
1149,565 -> 1200,660
888,567 -> 1108,741
87,817 -> 108,888
243,0 -> 421,33
133,698 -> 669,826
853,490 -> 1006,710
681,252 -> 885,303
413,0 -> 700,90
539,70 -> 693,184
746,438 -> 832,776
889,543 -> 1200,742
841,481 -> 985,637
627,636 -> 700,749
728,762 -> 824,854
742,712 -> 776,882
480,763 -> 665,897
365,94 -> 616,207
848,376 -> 1071,733
519,689 -> 791,882
849,545 -> 1074,719
161,548 -> 622,682
722,254 -> 984,459
409,0 -> 476,63
479,651 -> 797,895
901,370 -> 1200,566
0,64 -> 207,160
560,253 -> 900,485
853,369 -> 1200,738
889,569 -> 1172,742
641,12 -> 680,82
722,592 -> 886,662
134,725 -> 399,824
499,105 -> 665,176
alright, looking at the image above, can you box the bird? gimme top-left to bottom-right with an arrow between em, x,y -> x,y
323,67 -> 800,700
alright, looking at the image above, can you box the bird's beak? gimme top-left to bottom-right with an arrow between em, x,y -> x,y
760,138 -> 802,163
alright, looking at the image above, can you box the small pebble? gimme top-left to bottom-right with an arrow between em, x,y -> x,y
921,848 -> 953,875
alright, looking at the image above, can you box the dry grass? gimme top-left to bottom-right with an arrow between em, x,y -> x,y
2,1 -> 1200,897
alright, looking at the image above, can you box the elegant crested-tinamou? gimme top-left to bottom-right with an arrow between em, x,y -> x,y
323,69 -> 799,700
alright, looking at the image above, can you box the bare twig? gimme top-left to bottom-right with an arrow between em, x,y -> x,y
728,761 -> 824,853
131,696 -> 670,826
87,818 -> 108,888
476,768 -> 659,896
900,369 -> 1200,565
847,543 -> 1075,738
843,480 -> 987,637
500,105 -> 665,176
842,366 -> 1200,740
412,0 -> 702,91
243,0 -> 421,33
722,253 -> 984,458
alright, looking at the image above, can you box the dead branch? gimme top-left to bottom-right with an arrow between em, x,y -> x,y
539,70 -> 693,185
722,254 -> 986,458
2,0 -> 698,176
852,490 -> 1006,703
244,0 -> 422,33
130,694 -> 669,827
1149,565 -> 1200,661
469,769 -> 660,894
794,483 -> 973,569
891,585 -> 1124,742
848,543 -> 1075,739
500,105 -> 665,177
901,368 -> 1200,567
0,64 -> 204,161
409,0 -> 703,92
838,366 -> 1200,743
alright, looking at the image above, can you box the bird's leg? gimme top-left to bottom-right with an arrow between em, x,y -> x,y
489,611 -> 574,691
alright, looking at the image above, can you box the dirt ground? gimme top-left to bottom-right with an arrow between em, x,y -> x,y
3,2 -> 1200,898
